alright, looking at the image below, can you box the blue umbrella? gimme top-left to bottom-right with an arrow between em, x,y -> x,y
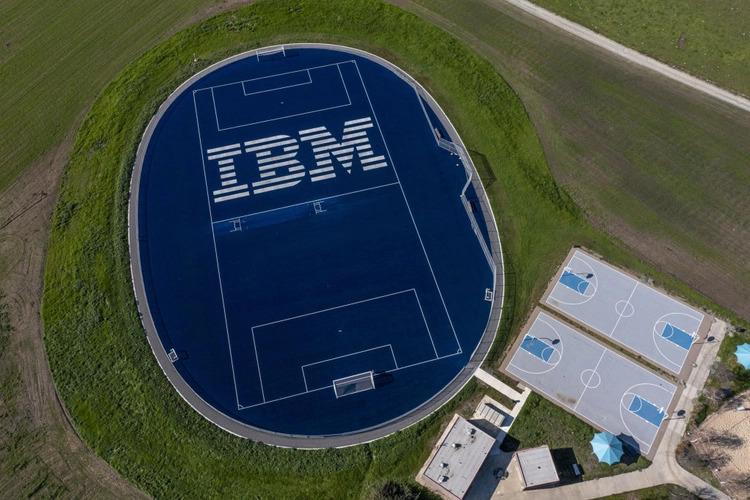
590,431 -> 624,465
735,343 -> 750,369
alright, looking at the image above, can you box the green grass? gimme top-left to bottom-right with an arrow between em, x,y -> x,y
0,0 -> 217,193
530,0 -> 750,97
716,329 -> 750,392
504,394 -> 650,481
36,0 -> 750,496
603,483 -> 697,499
405,0 -> 750,321
41,0 -> 575,496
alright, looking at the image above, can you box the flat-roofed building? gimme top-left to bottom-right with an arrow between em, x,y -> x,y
512,445 -> 559,489
417,414 -> 495,499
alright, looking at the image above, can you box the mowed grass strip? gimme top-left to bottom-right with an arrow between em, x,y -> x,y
530,0 -> 750,98
407,0 -> 750,320
40,0 -> 746,495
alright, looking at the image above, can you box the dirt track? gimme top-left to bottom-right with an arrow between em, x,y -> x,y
0,138 -> 146,498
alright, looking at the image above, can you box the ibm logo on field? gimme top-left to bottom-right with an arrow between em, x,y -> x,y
204,116 -> 388,203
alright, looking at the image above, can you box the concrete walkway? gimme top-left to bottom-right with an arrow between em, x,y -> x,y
492,0 -> 750,114
475,368 -> 526,402
497,319 -> 730,499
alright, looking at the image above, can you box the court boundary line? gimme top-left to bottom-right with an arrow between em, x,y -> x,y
246,289 -> 442,406
609,282 -> 639,338
508,315 -> 565,375
352,59 -> 463,354
545,254 -> 598,306
238,351 -> 462,410
193,61 -> 355,92
301,344 -> 397,392
509,367 -> 657,454
198,56 -> 464,410
618,382 -> 677,447
627,394 -> 665,428
191,92 -> 243,409
506,311 -> 678,453
574,250 -> 706,321
242,69 -> 312,96
211,181 -> 399,224
569,249 -> 705,324
199,61 -> 354,132
548,249 -> 702,374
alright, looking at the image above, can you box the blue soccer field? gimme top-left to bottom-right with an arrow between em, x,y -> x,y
133,45 -> 500,442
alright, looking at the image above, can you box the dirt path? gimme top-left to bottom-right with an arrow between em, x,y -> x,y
0,3 -> 259,496
0,137 -> 147,498
493,0 -> 750,113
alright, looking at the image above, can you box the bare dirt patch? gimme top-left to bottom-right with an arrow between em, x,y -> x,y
0,138 -> 144,498
692,390 -> 750,499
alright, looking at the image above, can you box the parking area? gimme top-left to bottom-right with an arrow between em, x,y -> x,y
543,249 -> 711,378
502,309 -> 680,458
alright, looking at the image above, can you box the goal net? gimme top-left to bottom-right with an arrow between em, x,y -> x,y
333,371 -> 375,398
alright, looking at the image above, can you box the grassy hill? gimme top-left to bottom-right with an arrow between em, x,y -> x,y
41,0 -> 677,495
530,0 -> 750,97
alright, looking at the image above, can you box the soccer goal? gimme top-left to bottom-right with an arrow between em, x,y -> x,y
256,45 -> 286,61
333,371 -> 375,398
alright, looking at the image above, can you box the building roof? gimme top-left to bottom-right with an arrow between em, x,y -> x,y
423,415 -> 495,499
516,445 -> 559,488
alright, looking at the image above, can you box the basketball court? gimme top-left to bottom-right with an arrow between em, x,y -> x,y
503,310 -> 679,458
544,249 -> 710,377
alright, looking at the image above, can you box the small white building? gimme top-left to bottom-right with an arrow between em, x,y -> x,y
511,445 -> 559,490
418,414 -> 495,499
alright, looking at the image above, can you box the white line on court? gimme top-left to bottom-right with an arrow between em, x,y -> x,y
618,382 -> 676,449
211,181 -> 399,224
194,60 -> 355,92
609,282 -> 639,337
507,312 -> 678,453
251,289 -> 414,329
202,62 -> 354,132
573,349 -> 606,411
251,330 -> 266,403
242,69 -> 312,97
301,344 -> 395,370
238,350 -> 463,410
413,291 -> 439,358
301,344 -> 397,391
546,254 -> 598,306
573,249 -> 705,323
191,93 -> 243,409
352,60 -> 463,355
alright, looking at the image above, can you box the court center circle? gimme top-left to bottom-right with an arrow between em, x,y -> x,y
580,368 -> 601,389
129,44 -> 503,447
614,299 -> 635,318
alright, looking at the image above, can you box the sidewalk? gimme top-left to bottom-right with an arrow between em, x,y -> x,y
492,319 -> 730,499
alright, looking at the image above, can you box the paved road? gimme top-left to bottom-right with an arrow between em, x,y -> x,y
493,0 -> 750,114
499,320 -> 730,499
